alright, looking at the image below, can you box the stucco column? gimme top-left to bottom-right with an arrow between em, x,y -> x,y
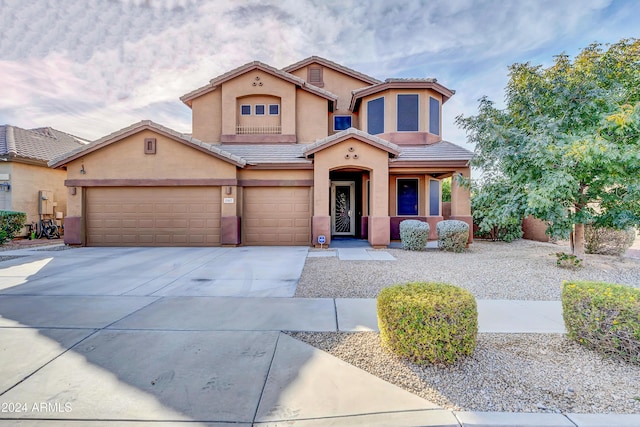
311,165 -> 330,246
64,185 -> 83,245
221,185 -> 241,245
450,168 -> 473,243
368,166 -> 390,248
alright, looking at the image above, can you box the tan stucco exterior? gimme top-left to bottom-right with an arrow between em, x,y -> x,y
53,56 -> 472,247
0,162 -> 68,233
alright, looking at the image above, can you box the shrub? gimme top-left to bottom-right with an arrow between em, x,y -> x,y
377,282 -> 477,365
399,220 -> 430,251
562,280 -> 640,365
585,225 -> 636,256
0,210 -> 27,243
436,220 -> 469,252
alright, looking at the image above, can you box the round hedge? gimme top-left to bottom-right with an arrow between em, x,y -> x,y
562,280 -> 640,365
377,282 -> 478,365
399,219 -> 430,251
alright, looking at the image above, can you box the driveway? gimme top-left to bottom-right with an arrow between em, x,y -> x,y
0,246 -> 441,426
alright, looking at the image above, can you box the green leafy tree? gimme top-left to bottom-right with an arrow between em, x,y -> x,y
442,177 -> 451,202
471,177 -> 524,242
456,38 -> 640,259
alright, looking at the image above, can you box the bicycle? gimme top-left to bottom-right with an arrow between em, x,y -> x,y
37,218 -> 61,239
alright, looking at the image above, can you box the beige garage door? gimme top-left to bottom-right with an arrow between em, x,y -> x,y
86,187 -> 221,246
243,187 -> 311,245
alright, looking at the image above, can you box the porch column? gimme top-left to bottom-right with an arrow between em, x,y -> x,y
450,168 -> 473,243
368,166 -> 390,248
311,166 -> 330,247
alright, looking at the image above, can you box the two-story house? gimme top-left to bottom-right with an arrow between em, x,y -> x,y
50,56 -> 473,247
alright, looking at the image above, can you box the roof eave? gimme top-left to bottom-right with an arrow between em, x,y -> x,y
350,81 -> 456,112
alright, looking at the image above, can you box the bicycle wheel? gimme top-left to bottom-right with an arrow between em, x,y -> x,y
50,223 -> 60,239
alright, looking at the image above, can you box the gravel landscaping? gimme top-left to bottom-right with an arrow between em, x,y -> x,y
294,238 -> 640,413
297,240 -> 640,300
290,331 -> 640,414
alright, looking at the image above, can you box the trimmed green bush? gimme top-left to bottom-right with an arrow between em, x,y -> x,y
377,282 -> 478,365
0,210 -> 27,243
562,280 -> 640,365
585,225 -> 636,256
399,219 -> 430,251
436,220 -> 469,252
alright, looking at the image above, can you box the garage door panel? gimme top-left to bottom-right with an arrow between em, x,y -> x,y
243,187 -> 310,246
86,187 -> 221,247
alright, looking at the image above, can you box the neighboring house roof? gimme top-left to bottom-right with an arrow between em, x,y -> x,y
180,61 -> 339,107
350,78 -> 456,111
303,128 -> 401,157
220,144 -> 310,166
391,140 -> 473,165
0,125 -> 86,165
48,120 -> 247,168
282,56 -> 382,86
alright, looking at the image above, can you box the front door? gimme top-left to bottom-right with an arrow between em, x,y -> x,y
331,181 -> 355,236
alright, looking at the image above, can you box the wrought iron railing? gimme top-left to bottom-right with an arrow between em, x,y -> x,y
236,125 -> 281,134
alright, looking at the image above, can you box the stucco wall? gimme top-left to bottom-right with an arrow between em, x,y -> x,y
0,163 -> 12,211
8,162 -> 68,228
191,90 -> 222,142
65,130 -> 238,181
221,71 -> 296,136
296,89 -> 328,143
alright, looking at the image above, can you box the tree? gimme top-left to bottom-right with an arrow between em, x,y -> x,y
456,38 -> 640,259
471,177 -> 524,242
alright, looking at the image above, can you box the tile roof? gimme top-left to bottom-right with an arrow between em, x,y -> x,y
303,128 -> 400,156
219,144 -> 310,165
350,79 -> 456,111
393,141 -> 474,162
49,120 -> 247,168
282,56 -> 382,85
180,61 -> 338,107
0,125 -> 86,164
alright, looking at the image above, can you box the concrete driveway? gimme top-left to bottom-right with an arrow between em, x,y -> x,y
0,246 -> 443,426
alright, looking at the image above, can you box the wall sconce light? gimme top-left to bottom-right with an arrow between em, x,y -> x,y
80,165 -> 86,174
225,186 -> 232,195
0,182 -> 10,192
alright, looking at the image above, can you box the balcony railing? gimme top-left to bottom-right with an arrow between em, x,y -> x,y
236,125 -> 281,135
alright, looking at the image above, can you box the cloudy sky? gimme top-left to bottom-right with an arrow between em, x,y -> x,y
1,0 -> 638,147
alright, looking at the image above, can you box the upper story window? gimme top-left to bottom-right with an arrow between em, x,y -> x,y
255,104 -> 265,115
397,94 -> 419,131
334,115 -> 352,131
269,104 -> 279,115
367,97 -> 384,135
429,96 -> 440,135
241,104 -> 251,115
308,66 -> 324,87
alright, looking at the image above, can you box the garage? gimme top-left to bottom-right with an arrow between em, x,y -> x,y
243,187 -> 311,245
86,187 -> 221,246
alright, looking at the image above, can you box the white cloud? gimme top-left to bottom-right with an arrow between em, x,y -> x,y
0,0 -> 636,142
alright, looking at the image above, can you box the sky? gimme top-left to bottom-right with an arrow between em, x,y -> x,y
1,0 -> 638,148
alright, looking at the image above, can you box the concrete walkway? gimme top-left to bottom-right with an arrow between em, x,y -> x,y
0,245 -> 637,426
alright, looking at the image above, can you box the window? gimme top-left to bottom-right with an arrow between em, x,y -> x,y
241,104 -> 251,115
308,66 -> 323,86
397,179 -> 419,216
429,179 -> 440,216
255,105 -> 265,115
367,97 -> 384,135
333,115 -> 352,131
429,97 -> 440,135
397,94 -> 419,131
268,104 -> 279,115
